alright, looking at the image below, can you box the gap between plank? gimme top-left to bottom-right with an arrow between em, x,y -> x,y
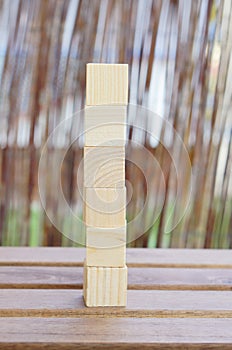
1,309 -> 232,318
1,262 -> 232,269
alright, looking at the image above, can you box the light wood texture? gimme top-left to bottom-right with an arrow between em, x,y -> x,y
85,105 -> 126,146
86,226 -> 126,267
1,290 -> 232,318
84,146 -> 125,187
1,318 -> 232,348
83,261 -> 127,306
1,248 -> 232,268
83,187 -> 126,228
1,266 -> 232,290
84,63 -> 128,306
86,63 -> 128,105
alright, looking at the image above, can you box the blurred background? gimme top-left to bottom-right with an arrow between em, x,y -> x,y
0,0 -> 231,248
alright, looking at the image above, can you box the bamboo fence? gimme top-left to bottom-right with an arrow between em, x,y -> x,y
0,0 -> 231,248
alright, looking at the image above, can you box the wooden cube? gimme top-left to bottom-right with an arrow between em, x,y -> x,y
83,187 -> 126,228
86,64 -> 128,105
83,260 -> 127,307
86,225 -> 126,267
85,105 -> 126,146
84,146 -> 125,188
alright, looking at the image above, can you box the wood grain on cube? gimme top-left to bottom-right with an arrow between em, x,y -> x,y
84,146 -> 125,188
83,261 -> 127,306
86,226 -> 126,267
86,63 -> 128,105
83,187 -> 126,228
84,63 -> 128,307
85,105 -> 126,146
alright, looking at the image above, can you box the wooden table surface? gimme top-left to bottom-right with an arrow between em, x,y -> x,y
0,247 -> 232,349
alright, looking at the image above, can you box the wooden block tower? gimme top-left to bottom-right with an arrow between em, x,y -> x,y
83,63 -> 128,307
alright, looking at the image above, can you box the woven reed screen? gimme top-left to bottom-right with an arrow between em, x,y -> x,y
0,0 -> 231,248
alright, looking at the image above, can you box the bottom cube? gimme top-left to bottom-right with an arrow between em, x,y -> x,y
83,261 -> 127,307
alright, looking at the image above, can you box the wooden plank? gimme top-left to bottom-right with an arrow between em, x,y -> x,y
84,146 -> 125,187
86,226 -> 126,267
86,63 -> 128,105
0,266 -> 231,290
0,248 -> 232,268
85,105 -> 126,146
83,262 -> 127,307
1,290 -> 232,318
1,317 -> 232,347
84,188 -> 126,228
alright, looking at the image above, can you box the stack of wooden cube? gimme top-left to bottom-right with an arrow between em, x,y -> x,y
83,63 -> 128,307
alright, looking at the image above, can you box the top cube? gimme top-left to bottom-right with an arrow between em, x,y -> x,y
86,63 -> 128,105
